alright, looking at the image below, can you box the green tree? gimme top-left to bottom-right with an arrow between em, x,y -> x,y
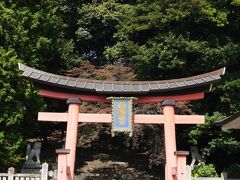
0,0 -> 79,72
0,47 -> 43,168
0,0 -> 76,168
73,1 -> 129,65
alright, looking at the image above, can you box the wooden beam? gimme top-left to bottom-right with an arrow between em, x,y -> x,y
39,89 -> 108,102
38,112 -> 204,124
38,112 -> 68,122
175,115 -> 204,124
135,115 -> 204,124
137,92 -> 204,103
134,114 -> 165,124
78,113 -> 111,123
39,89 -> 204,103
38,112 -> 111,123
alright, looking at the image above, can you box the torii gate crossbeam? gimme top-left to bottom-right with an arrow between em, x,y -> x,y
38,112 -> 204,124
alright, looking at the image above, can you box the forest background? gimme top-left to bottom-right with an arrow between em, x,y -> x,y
0,0 -> 240,177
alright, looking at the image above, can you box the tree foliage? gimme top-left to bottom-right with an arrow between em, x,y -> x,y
0,48 -> 24,166
0,47 -> 43,167
0,0 -> 75,168
0,0 -> 79,72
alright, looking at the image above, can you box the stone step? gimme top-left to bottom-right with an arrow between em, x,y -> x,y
82,161 -> 146,168
84,160 -> 128,165
75,174 -> 156,180
75,158 -> 162,180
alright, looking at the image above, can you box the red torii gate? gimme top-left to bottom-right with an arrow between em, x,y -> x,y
19,63 -> 225,180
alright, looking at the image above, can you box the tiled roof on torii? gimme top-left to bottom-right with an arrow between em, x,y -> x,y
18,63 -> 225,96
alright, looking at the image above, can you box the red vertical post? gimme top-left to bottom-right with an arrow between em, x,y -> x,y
56,149 -> 70,180
65,98 -> 81,180
175,151 -> 189,180
162,100 -> 177,180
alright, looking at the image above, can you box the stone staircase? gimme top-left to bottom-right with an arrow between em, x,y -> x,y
75,159 -> 160,180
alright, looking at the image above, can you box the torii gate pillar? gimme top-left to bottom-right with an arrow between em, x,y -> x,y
65,98 -> 81,180
162,100 -> 177,180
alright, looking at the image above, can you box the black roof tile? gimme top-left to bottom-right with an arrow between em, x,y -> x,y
141,84 -> 150,91
211,75 -> 221,80
18,63 -> 225,95
85,82 -> 95,89
49,76 -> 58,83
123,84 -> 131,91
185,80 -> 195,85
31,72 -> 41,79
39,74 -> 49,81
66,79 -> 76,87
104,83 -> 113,91
159,83 -> 168,89
195,78 -> 204,84
176,81 -> 186,87
76,81 -> 86,88
169,82 -> 178,88
58,78 -> 67,85
202,76 -> 213,82
23,70 -> 32,77
149,83 -> 159,90
132,84 -> 141,91
95,83 -> 104,91
113,84 -> 122,91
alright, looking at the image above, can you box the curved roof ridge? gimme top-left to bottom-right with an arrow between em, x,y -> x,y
18,63 -> 225,95
18,63 -> 225,84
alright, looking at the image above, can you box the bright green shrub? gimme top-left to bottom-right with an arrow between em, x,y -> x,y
192,164 -> 218,177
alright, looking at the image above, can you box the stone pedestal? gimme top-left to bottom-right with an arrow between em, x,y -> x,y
21,160 -> 42,173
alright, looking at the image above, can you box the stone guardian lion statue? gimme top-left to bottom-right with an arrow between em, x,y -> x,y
190,146 -> 206,168
26,142 -> 42,163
